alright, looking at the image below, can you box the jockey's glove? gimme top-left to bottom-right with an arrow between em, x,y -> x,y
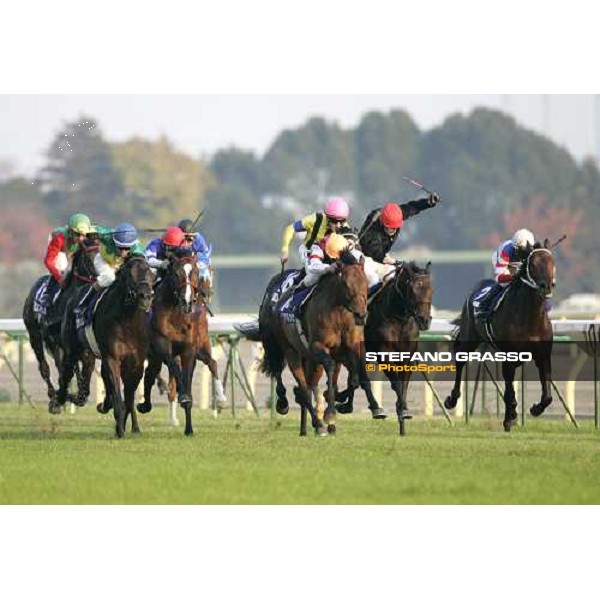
160,259 -> 170,269
428,192 -> 441,206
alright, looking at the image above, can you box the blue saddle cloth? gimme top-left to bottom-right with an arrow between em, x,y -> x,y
75,287 -> 107,331
33,278 -> 50,317
471,279 -> 508,322
279,286 -> 314,320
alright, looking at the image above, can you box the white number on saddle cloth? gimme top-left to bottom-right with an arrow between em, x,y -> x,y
472,285 -> 492,307
281,272 -> 298,293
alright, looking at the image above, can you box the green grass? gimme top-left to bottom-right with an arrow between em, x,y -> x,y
1,403 -> 599,504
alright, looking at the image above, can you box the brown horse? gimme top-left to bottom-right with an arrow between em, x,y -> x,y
337,261 -> 433,435
57,255 -> 154,437
23,239 -> 99,412
137,253 -> 226,436
256,251 -> 371,436
444,242 -> 555,431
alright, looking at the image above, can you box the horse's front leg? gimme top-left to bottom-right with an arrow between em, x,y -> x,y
103,356 -> 125,438
75,351 -> 95,406
123,360 -> 144,434
502,362 -> 518,432
138,354 -> 162,414
530,345 -> 553,417
198,342 -> 227,409
180,351 -> 197,436
288,356 -> 325,436
311,343 -> 337,434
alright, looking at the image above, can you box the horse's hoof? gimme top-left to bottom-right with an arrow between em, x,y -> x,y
97,403 -> 109,414
503,420 -> 512,432
131,428 -> 141,434
327,424 -> 336,435
316,427 -> 328,437
136,402 -> 152,414
73,395 -> 88,407
48,401 -> 61,415
399,409 -> 413,420
444,395 -> 458,410
299,431 -> 308,437
184,429 -> 193,437
530,397 -> 552,417
336,401 -> 353,414
371,407 -> 387,420
276,398 -> 289,415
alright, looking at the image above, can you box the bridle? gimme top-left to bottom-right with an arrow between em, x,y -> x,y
392,264 -> 432,323
121,257 -> 154,309
166,256 -> 202,314
519,248 -> 555,298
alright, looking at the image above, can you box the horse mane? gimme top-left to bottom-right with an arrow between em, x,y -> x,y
339,249 -> 358,265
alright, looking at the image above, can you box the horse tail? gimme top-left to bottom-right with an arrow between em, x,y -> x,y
260,331 -> 285,378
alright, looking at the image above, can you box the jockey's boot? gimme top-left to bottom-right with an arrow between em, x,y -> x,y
42,278 -> 61,326
74,284 -> 97,328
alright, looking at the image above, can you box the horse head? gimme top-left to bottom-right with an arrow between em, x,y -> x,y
394,261 -> 433,331
166,253 -> 201,314
520,244 -> 556,300
120,256 -> 154,312
68,238 -> 100,286
337,250 -> 368,325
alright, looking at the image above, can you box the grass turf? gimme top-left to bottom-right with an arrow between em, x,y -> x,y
0,403 -> 599,504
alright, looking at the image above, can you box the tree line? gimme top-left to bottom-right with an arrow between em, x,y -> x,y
1,107 -> 599,299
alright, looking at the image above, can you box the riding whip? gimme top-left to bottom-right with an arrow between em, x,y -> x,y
402,176 -> 441,201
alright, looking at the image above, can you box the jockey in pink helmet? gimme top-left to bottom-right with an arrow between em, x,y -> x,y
280,196 -> 351,268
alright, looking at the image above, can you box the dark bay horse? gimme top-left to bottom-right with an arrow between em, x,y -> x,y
137,253 -> 226,436
245,251 -> 373,436
337,261 -> 433,435
444,243 -> 555,431
23,239 -> 98,411
57,255 -> 154,437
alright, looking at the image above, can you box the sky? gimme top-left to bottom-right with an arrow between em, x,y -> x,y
0,94 -> 598,176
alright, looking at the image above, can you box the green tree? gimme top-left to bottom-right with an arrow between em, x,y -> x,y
354,109 -> 421,210
40,116 -> 123,223
263,117 -> 356,210
112,136 -> 214,228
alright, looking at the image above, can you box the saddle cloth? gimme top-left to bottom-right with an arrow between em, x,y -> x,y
278,285 -> 316,322
75,288 -> 109,331
471,280 -> 510,320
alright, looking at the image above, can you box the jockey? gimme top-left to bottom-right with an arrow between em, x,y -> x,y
178,218 -> 213,286
75,223 -> 146,318
280,196 -> 351,270
42,213 -> 94,317
145,227 -> 186,274
358,192 -> 441,282
474,228 -> 535,322
278,233 -> 360,307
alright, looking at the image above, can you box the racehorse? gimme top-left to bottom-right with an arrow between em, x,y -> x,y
23,239 -> 99,412
137,252 -> 226,436
56,255 -> 154,437
242,251 -> 372,436
444,242 -> 555,431
336,261 -> 433,435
